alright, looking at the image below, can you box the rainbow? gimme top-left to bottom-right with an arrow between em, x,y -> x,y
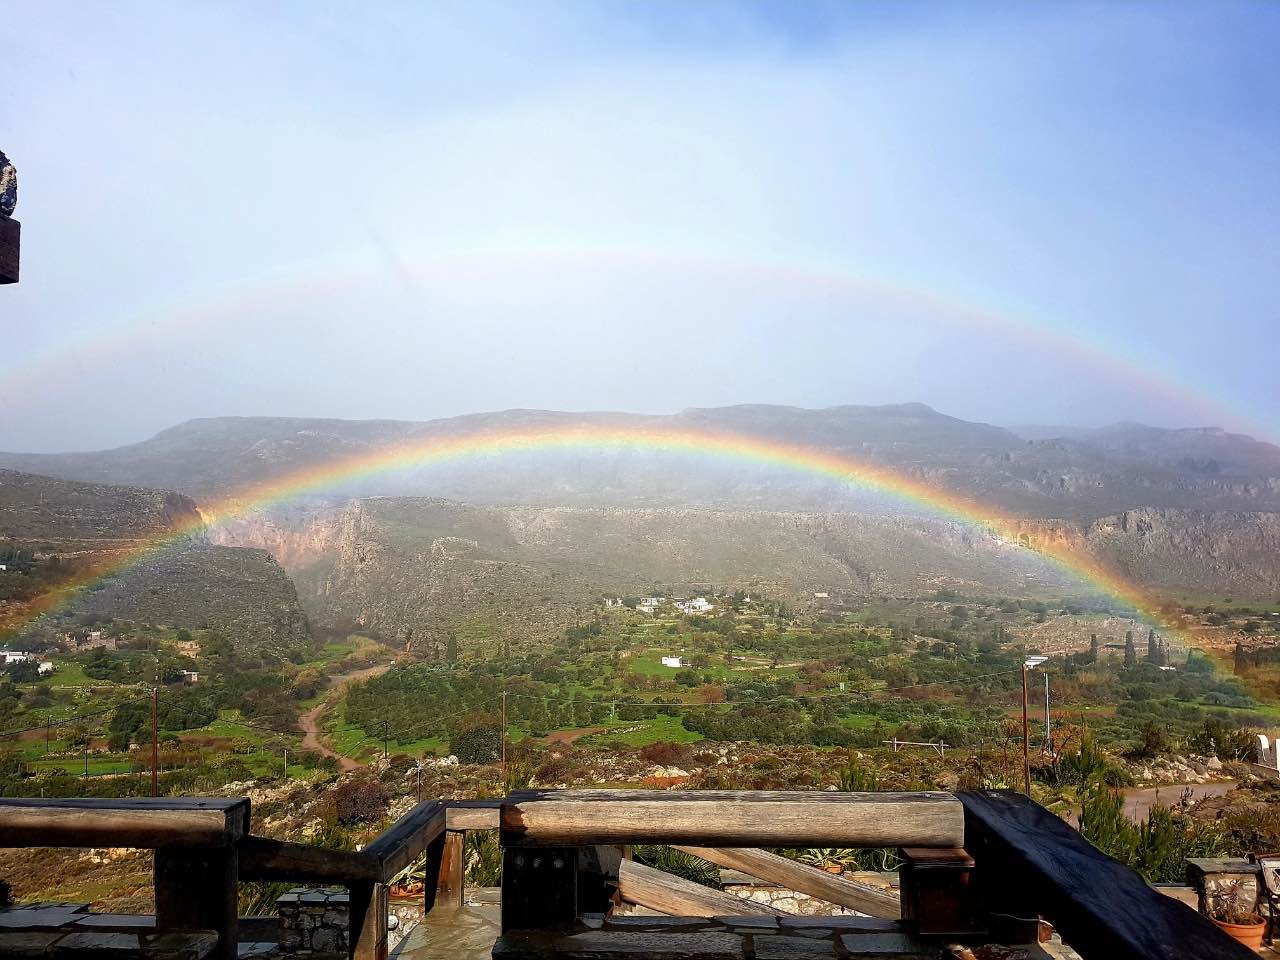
6,421 -> 1178,642
1,243 -> 1271,441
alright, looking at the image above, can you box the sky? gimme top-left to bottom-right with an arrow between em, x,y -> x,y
0,0 -> 1277,452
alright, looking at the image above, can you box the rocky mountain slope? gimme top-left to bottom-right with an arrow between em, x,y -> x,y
0,469 -> 310,653
211,497 -> 1083,652
4,404 -> 1280,519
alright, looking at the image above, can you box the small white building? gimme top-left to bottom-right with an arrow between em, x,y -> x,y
1,651 -> 34,664
603,597 -> 624,608
675,597 -> 714,615
638,596 -> 666,614
660,656 -> 686,669
181,670 -> 200,685
37,661 -> 54,675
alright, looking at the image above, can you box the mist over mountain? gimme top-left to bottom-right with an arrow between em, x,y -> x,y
2,403 -> 1279,520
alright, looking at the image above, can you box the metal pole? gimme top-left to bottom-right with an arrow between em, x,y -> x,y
1021,664 -> 1031,795
383,719 -> 389,759
283,747 -> 288,779
151,684 -> 159,797
1044,672 -> 1051,752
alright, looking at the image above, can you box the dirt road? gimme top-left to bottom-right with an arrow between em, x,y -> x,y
299,663 -> 391,772
1121,781 -> 1236,822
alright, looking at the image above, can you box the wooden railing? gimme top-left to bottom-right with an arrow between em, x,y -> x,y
1,790 -> 1260,960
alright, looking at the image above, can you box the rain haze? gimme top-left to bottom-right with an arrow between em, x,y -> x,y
1,0 -> 1277,451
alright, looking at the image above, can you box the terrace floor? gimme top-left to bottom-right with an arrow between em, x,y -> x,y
393,903 -> 500,960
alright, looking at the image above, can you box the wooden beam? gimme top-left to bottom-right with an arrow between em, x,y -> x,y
362,800 -> 446,883
239,835 -> 380,883
0,797 -> 249,848
674,846 -> 899,918
958,790 -> 1256,960
502,790 -> 963,848
616,858 -> 787,918
155,846 -> 239,960
447,800 -> 502,831
0,218 -> 18,284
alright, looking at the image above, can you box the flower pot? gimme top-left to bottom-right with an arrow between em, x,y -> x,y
1212,916 -> 1265,950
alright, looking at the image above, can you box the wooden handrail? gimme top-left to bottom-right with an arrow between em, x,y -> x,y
362,799 -> 447,883
0,797 -> 249,849
239,835 -> 381,884
959,790 -> 1256,960
502,789 -> 964,848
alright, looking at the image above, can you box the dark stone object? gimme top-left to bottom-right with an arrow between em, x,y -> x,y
0,149 -> 15,217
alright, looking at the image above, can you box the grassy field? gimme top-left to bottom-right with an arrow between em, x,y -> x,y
582,713 -> 703,747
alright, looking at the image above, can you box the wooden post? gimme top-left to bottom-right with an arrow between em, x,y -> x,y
0,217 -> 18,284
154,846 -> 239,960
435,831 -> 466,910
501,846 -> 577,932
348,880 -> 388,960
898,847 -> 978,936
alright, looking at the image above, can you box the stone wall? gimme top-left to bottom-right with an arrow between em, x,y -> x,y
277,887 -> 422,956
277,888 -> 349,956
720,870 -> 898,918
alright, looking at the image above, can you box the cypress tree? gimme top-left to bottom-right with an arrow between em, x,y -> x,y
1124,630 -> 1136,667
1147,628 -> 1158,663
1089,633 -> 1099,662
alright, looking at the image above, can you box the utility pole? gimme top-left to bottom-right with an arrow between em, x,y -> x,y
416,761 -> 423,803
383,718 -> 389,759
1022,657 -> 1047,796
282,747 -> 288,779
500,690 -> 508,786
151,684 -> 159,797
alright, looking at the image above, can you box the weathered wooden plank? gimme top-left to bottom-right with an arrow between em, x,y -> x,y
348,880 -> 388,960
238,835 -> 380,883
617,859 -> 788,919
0,217 -> 18,284
502,790 -> 962,848
959,790 -> 1256,960
0,797 -> 249,848
674,846 -> 899,918
434,831 -> 466,910
362,800 -> 446,882
154,846 -> 239,960
447,800 -> 502,830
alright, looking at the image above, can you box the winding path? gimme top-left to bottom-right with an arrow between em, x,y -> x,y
298,663 -> 391,772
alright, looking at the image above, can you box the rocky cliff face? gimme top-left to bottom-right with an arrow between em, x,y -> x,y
1010,508 -> 1280,599
210,498 -> 1280,654
1,469 -> 310,654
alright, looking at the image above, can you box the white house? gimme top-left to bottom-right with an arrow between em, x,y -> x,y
675,597 -> 714,615
660,656 -> 686,668
181,670 -> 200,685
1,651 -> 34,664
603,597 -> 624,608
638,596 -> 666,614
37,661 -> 54,675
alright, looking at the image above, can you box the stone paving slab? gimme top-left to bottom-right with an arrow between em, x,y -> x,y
0,904 -> 92,929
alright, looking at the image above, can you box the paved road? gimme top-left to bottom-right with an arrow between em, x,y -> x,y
298,663 -> 391,771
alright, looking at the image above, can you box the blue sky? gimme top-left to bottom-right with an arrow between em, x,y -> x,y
0,1 -> 1277,451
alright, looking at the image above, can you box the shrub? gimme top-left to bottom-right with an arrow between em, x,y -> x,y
332,779 -> 389,825
450,726 -> 501,765
639,741 -> 693,766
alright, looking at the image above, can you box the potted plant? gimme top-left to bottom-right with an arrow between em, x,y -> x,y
1207,877 -> 1266,949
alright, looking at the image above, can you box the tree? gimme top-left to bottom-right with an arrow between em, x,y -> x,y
1124,631 -> 1136,667
445,631 -> 458,665
1147,629 -> 1158,663
1089,634 -> 1099,662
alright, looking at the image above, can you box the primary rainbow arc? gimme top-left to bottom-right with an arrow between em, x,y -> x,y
9,422 -> 1176,642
